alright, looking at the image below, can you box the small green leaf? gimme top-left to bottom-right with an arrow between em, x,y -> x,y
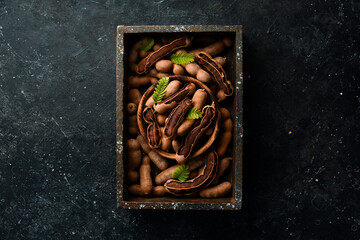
152,77 -> 170,103
140,38 -> 155,52
170,53 -> 195,65
186,107 -> 204,119
172,164 -> 190,181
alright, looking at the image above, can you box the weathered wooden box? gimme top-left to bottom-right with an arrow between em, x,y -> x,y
116,25 -> 243,210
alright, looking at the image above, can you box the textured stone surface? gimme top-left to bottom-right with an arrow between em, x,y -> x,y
0,0 -> 359,239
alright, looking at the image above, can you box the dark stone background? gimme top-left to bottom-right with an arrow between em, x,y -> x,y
0,0 -> 359,239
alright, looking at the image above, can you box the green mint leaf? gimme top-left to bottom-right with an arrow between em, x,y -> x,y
170,53 -> 195,65
140,38 -> 155,52
186,107 -> 204,119
152,77 -> 169,103
172,164 -> 190,181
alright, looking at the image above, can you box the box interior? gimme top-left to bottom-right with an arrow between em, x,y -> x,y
121,31 -> 237,205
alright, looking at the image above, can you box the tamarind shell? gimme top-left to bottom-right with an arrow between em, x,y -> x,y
164,151 -> 218,196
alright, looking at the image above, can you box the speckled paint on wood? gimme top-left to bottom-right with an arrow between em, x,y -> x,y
116,25 -> 243,210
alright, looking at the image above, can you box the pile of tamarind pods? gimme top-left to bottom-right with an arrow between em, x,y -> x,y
126,35 -> 234,198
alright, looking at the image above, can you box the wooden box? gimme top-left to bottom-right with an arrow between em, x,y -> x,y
116,25 -> 243,210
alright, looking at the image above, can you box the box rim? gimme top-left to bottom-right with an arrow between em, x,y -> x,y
116,25 -> 243,210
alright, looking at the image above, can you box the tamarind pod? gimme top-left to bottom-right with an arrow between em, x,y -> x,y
154,83 -> 196,114
145,80 -> 182,108
128,89 -> 141,105
126,103 -> 137,115
128,184 -> 145,196
155,60 -> 173,73
136,135 -> 152,153
127,139 -> 142,183
128,76 -> 157,88
196,69 -> 212,83
136,36 -> 192,74
128,115 -> 138,136
173,64 -> 185,75
199,181 -> 232,198
212,157 -> 232,185
152,186 -> 167,196
155,156 -> 205,185
156,114 -> 166,126
196,52 -> 233,97
176,105 -> 217,164
163,98 -> 193,140
148,151 -> 168,170
177,89 -> 207,136
136,135 -> 168,170
143,107 -> 162,148
172,139 -> 181,152
140,156 -> 153,195
217,131 -> 232,158
128,185 -> 167,197
190,38 -> 232,57
183,62 -> 201,76
216,112 -> 233,157
164,151 -> 218,196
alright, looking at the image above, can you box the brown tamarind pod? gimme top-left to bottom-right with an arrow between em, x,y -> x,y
160,127 -> 172,152
176,105 -> 217,164
199,181 -> 232,198
143,107 -> 162,148
128,185 -> 167,197
136,36 -> 192,74
126,139 -> 142,183
128,76 -> 158,88
129,38 -> 147,72
154,83 -> 196,114
140,155 -> 153,195
163,98 -> 193,140
216,108 -> 233,157
190,37 -> 232,57
155,155 -> 205,185
128,115 -> 138,136
136,135 -> 168,170
164,151 -> 218,196
172,139 -> 181,152
196,52 -> 233,99
212,157 -> 232,185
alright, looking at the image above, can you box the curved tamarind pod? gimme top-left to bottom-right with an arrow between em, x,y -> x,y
199,181 -> 232,198
176,105 -> 217,164
154,83 -> 196,114
196,52 -> 233,98
164,151 -> 218,196
136,36 -> 192,74
177,89 -> 208,136
143,107 -> 161,148
163,98 -> 193,140
155,156 -> 205,185
136,135 -> 168,170
128,76 -> 158,88
146,80 -> 182,108
211,157 -> 232,185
